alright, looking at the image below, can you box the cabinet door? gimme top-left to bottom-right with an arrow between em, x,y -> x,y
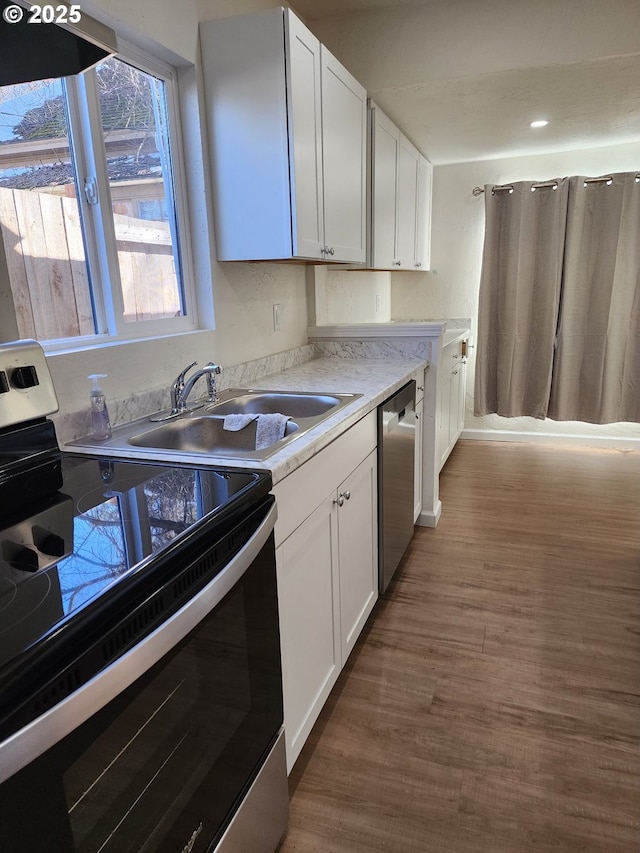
370,105 -> 399,269
277,492 -> 341,771
448,364 -> 462,450
415,154 -> 433,270
200,8 -> 294,261
320,46 -> 367,263
456,358 -> 467,436
438,366 -> 452,470
337,450 -> 378,662
285,10 -> 324,260
396,134 -> 420,269
414,383 -> 424,522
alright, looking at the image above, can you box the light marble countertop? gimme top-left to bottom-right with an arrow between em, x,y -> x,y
64,356 -> 427,485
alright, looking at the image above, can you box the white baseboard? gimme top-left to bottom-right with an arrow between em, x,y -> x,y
461,428 -> 640,451
416,500 -> 442,528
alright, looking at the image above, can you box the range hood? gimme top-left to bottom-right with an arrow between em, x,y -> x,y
0,0 -> 117,86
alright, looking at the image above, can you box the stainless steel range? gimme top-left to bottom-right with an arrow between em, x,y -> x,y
0,340 -> 289,853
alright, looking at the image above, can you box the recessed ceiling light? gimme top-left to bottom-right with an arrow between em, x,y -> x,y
530,120 -> 549,128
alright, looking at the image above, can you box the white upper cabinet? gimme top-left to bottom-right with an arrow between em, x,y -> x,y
369,107 -> 399,269
369,101 -> 432,271
200,7 -> 367,264
396,134 -> 420,268
415,154 -> 433,270
320,48 -> 368,263
285,11 -> 324,259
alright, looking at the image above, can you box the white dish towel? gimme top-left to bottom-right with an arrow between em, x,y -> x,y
223,413 -> 257,431
222,412 -> 290,450
255,413 -> 290,450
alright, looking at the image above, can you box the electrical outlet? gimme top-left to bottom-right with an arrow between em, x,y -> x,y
273,303 -> 281,331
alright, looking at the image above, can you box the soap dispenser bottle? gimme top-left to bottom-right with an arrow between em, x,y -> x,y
88,374 -> 112,440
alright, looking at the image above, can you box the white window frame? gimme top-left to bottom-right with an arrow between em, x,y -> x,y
38,40 -> 198,353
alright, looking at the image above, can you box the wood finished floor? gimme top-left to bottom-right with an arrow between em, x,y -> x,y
277,440 -> 640,853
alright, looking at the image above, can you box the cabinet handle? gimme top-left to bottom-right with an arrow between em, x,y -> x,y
343,490 -> 351,501
334,495 -> 345,507
415,262 -> 422,268
418,385 -> 424,392
323,246 -> 335,256
416,413 -> 420,420
452,370 -> 458,375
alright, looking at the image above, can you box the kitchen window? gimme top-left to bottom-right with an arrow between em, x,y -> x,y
0,46 -> 195,348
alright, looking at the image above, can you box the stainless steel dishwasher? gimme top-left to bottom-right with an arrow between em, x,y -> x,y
378,380 -> 416,592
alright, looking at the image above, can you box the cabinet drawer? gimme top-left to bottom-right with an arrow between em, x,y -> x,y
274,411 -> 377,546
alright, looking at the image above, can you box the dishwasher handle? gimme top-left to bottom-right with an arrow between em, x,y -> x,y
380,380 -> 416,434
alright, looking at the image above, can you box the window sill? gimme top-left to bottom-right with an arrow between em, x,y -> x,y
44,327 -> 208,359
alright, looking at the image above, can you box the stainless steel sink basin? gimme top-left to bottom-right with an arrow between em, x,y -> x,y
207,391 -> 345,418
69,388 -> 362,461
129,415 -> 299,456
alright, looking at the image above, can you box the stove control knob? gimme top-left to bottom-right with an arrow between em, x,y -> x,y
36,532 -> 66,558
11,365 -> 39,389
10,546 -> 39,573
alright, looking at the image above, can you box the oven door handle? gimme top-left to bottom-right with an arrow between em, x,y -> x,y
0,499 -> 277,785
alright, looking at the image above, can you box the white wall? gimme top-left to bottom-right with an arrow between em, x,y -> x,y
312,267 -> 391,325
392,141 -> 640,442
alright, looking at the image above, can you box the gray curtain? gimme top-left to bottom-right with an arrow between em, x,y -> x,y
474,179 -> 569,418
548,173 -> 640,423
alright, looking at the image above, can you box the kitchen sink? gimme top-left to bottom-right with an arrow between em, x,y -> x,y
129,415 -> 300,455
69,388 -> 362,460
206,391 -> 346,418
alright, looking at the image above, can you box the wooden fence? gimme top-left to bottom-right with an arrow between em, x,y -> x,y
0,186 -> 180,341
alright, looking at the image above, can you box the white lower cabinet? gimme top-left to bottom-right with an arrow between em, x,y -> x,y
274,414 -> 378,771
438,338 -> 468,470
276,491 -> 341,771
337,451 -> 378,661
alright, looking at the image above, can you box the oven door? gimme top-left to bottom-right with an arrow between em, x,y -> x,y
0,499 -> 286,853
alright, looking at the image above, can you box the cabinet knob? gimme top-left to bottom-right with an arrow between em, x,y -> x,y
415,262 -> 422,268
334,495 -> 345,507
452,370 -> 458,375
343,490 -> 351,501
323,246 -> 335,256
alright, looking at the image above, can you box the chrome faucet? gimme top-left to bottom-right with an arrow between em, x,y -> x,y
170,361 -> 197,414
174,362 -> 223,413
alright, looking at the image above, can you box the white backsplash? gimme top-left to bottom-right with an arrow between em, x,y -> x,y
314,339 -> 430,361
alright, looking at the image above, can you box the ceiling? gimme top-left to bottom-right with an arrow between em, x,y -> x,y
290,0 -> 640,165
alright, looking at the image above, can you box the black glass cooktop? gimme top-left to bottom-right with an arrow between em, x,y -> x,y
0,448 -> 270,671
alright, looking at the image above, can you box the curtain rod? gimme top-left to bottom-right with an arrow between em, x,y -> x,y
473,180 -> 557,196
473,174 -> 640,196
